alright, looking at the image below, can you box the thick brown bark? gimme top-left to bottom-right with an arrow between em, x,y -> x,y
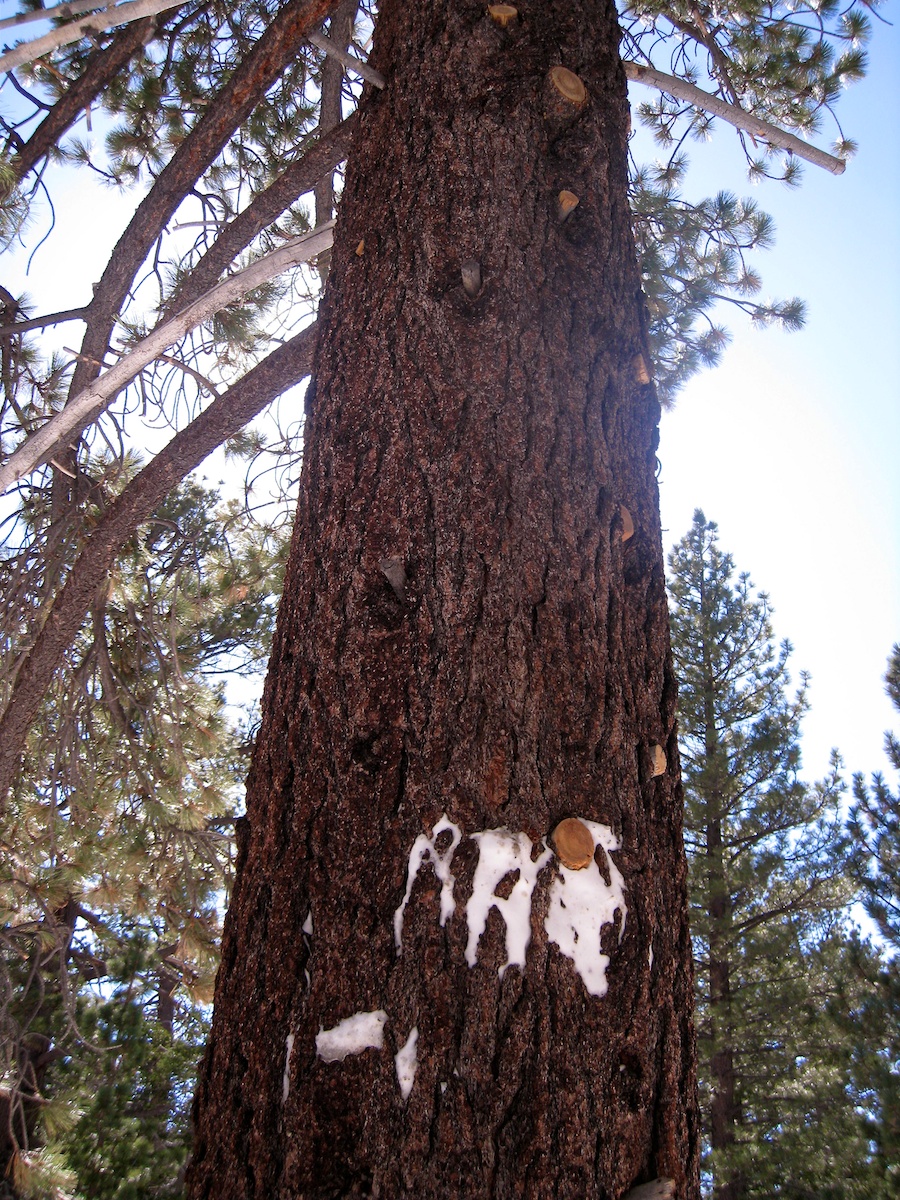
188,0 -> 699,1196
0,325 -> 316,807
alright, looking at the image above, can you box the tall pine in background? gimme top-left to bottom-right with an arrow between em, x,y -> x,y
669,512 -> 864,1199
848,644 -> 900,1196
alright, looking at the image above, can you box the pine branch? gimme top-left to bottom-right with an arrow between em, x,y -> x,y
0,0 -> 184,73
5,16 -> 154,190
166,112 -> 357,313
0,221 -> 334,491
622,61 -> 846,175
65,0 -> 342,408
0,305 -> 89,338
0,320 -> 318,809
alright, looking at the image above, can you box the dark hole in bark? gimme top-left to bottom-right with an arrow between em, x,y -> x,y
350,734 -> 380,770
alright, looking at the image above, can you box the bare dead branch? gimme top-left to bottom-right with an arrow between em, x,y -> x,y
0,1 -> 120,34
307,29 -> 384,89
0,306 -> 89,338
0,221 -> 334,490
0,0 -> 184,73
623,60 -> 846,174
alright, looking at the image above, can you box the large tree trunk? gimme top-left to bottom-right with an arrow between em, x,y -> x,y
187,0 -> 699,1196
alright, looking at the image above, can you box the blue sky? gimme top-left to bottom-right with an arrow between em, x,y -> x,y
650,11 -> 900,787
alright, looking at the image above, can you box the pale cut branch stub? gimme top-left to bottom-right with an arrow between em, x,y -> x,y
556,190 -> 579,221
619,504 -> 635,542
487,4 -> 518,27
548,65 -> 587,107
624,1180 -> 676,1200
552,818 -> 594,870
649,744 -> 667,778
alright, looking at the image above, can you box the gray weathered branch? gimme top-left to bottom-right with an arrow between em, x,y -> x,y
623,60 -> 846,175
0,221 -> 334,492
307,29 -> 385,88
0,0 -> 181,73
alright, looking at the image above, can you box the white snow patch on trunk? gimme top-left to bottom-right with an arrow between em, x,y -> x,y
394,1027 -> 418,1101
544,820 -> 627,997
394,814 -> 462,952
315,1010 -> 387,1063
465,829 -> 553,976
302,910 -> 313,935
283,1032 -> 295,1101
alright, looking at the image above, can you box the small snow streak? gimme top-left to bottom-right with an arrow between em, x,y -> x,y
316,1010 -> 387,1063
394,815 -> 462,952
394,1027 -> 418,1101
283,1032 -> 295,1102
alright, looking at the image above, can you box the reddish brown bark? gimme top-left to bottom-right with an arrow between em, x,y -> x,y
188,0 -> 699,1196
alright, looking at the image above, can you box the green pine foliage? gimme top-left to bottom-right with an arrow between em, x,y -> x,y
846,645 -> 900,1195
669,512 -> 865,1198
0,474 -> 287,1198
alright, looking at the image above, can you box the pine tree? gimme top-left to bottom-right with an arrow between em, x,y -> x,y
847,645 -> 900,1195
668,511 -> 863,1199
0,0 -> 878,1193
0,476 -> 286,1197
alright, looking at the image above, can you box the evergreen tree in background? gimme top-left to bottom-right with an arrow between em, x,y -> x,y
1,475 -> 286,1197
847,645 -> 900,1195
669,511 -> 864,1199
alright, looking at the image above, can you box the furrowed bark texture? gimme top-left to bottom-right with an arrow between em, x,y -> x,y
189,0 -> 699,1196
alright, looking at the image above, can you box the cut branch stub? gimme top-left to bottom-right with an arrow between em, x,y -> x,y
544,66 -> 588,132
487,4 -> 518,27
556,190 -> 579,221
624,1181 -> 676,1200
549,66 -> 587,106
460,258 -> 482,298
632,353 -> 651,385
649,744 -> 667,778
619,504 -> 635,542
551,818 -> 595,870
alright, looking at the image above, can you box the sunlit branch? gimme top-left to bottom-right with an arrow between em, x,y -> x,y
0,221 -> 334,492
0,0 -> 183,73
622,61 -> 846,175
